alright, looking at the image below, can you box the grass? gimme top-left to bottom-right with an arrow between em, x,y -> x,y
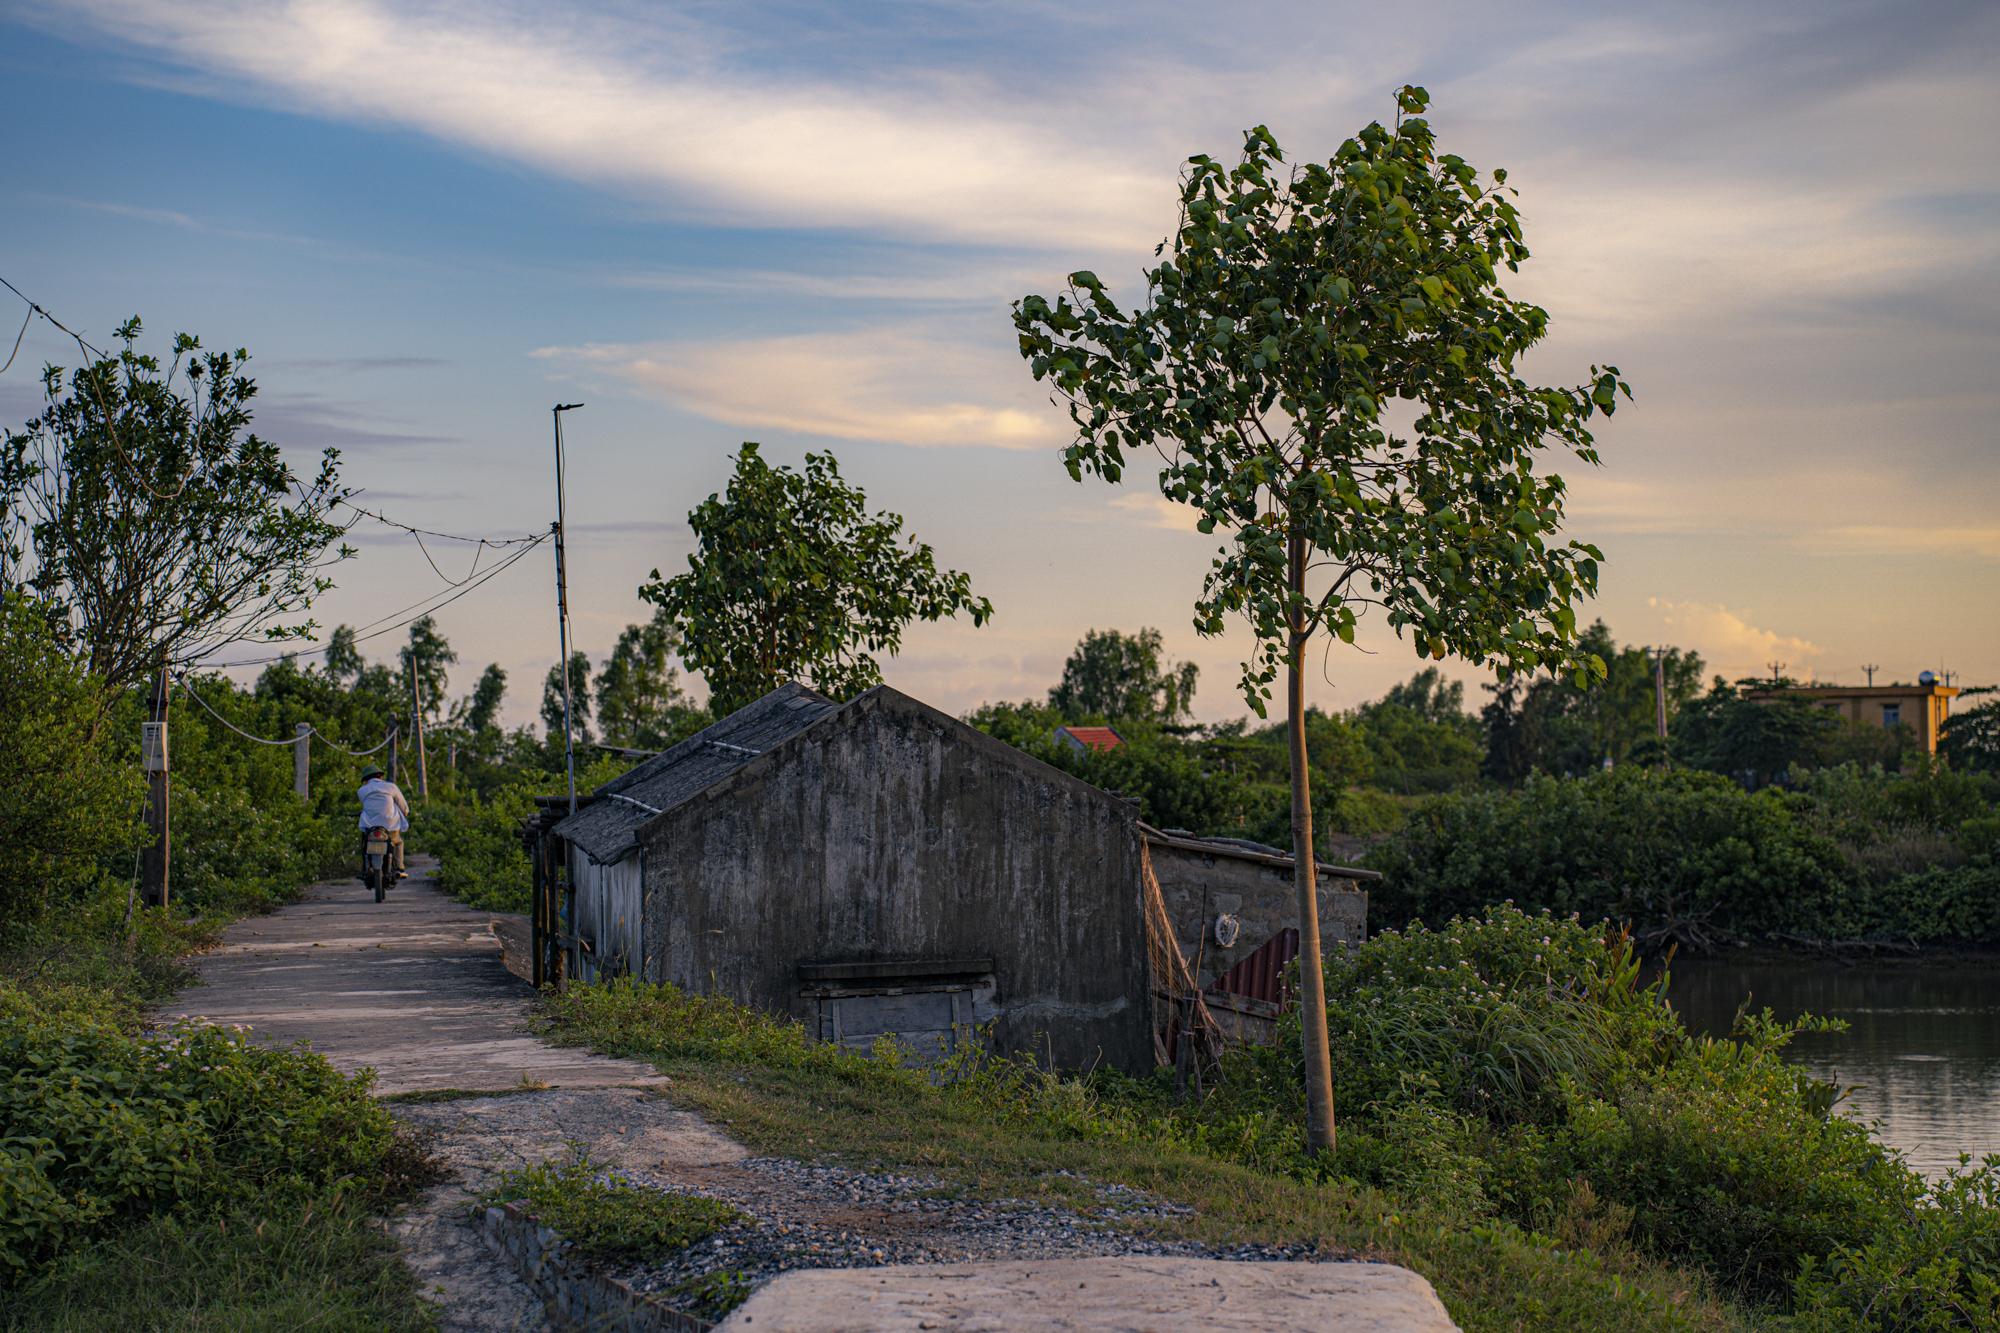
490,1154 -> 746,1262
542,980 -> 1756,1333
4,1196 -> 434,1333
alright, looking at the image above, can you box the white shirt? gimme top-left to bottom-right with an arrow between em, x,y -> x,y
358,778 -> 411,832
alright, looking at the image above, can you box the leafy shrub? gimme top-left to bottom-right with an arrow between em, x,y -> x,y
0,1013 -> 400,1279
1368,766 -> 1999,946
1792,1155 -> 2000,1330
495,1155 -> 744,1260
422,755 -> 623,913
0,594 -> 143,925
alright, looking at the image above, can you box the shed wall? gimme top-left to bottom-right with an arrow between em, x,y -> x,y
568,847 -> 643,983
636,692 -> 1150,1071
1149,843 -> 1366,990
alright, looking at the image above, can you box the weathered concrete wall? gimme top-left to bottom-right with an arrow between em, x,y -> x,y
1149,841 -> 1367,989
638,689 -> 1151,1072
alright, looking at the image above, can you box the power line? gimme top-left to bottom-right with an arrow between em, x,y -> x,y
196,533 -> 546,670
333,497 -> 544,547
176,670 -> 400,755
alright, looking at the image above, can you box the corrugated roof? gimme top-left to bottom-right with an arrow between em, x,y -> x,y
553,682 -> 839,862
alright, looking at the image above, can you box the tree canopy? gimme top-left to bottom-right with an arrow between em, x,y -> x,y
0,319 -> 349,690
595,609 -> 706,750
642,443 -> 992,717
1048,627 -> 1199,725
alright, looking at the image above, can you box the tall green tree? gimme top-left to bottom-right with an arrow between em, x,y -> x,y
1049,627 -> 1199,725
1356,670 -> 1483,793
1014,87 -> 1627,1152
542,651 -> 592,745
595,609 -> 705,750
458,663 -> 508,734
1942,691 -> 2000,773
324,625 -> 364,686
0,319 -> 349,690
398,614 -> 456,722
642,444 -> 992,717
1481,622 -> 1702,781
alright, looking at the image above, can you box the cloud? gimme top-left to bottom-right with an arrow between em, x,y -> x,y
533,330 -> 1059,450
1106,492 -> 1203,533
46,0 -> 1171,250
1821,525 -> 2000,562
1648,597 -> 1821,677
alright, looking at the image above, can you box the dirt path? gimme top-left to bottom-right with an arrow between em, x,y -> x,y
167,863 -> 1454,1331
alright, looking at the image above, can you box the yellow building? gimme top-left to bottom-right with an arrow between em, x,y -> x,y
1750,679 -> 1960,754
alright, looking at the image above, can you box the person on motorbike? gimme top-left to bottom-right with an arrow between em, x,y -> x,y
357,765 -> 411,880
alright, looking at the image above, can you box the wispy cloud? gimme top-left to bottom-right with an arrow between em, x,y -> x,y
532,330 -> 1058,450
46,0 -> 1171,250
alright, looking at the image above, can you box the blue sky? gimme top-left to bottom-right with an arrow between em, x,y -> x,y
2,0 -> 1995,725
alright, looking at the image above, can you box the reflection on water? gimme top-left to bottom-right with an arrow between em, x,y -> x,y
1663,959 -> 2000,1178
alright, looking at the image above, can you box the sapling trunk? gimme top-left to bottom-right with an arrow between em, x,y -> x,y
1287,525 -> 1337,1154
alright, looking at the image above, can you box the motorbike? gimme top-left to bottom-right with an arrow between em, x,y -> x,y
362,827 -> 395,903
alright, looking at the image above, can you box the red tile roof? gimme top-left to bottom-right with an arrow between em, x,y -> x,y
1056,725 -> 1123,753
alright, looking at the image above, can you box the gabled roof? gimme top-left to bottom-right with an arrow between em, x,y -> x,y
554,682 -> 840,862
1055,724 -> 1124,753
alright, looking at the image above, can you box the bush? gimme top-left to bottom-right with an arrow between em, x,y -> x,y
1792,1155 -> 2000,1329
0,594 -> 143,925
0,1011 -> 402,1279
494,1154 -> 744,1261
422,755 -> 624,913
1368,766 -> 2000,947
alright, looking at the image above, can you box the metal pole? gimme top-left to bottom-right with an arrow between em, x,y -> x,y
409,662 -> 429,799
295,722 -> 312,800
387,722 -> 400,788
142,664 -> 171,909
552,403 -> 584,816
1653,646 -> 1668,741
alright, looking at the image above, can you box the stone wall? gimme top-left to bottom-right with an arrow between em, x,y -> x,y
637,688 -> 1152,1072
479,1201 -> 710,1332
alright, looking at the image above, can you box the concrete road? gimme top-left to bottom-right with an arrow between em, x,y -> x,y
161,859 -> 664,1095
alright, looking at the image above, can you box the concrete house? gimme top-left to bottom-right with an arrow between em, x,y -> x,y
550,683 -> 1152,1071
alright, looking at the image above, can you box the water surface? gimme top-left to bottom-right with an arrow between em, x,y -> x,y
1664,959 -> 2000,1178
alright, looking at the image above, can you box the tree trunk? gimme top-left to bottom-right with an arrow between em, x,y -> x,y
1287,524 -> 1337,1154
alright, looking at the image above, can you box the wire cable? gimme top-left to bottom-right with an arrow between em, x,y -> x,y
197,534 -> 546,669
176,670 -> 402,756
0,306 -> 28,375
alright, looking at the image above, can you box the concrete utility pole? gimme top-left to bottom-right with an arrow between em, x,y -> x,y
552,402 -> 585,816
1653,646 -> 1669,741
1862,663 -> 1880,687
141,665 -> 171,908
1767,660 -> 1787,685
387,722 -> 400,787
409,664 -> 429,799
294,722 -> 311,800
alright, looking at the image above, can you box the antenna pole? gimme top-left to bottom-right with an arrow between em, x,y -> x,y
552,403 -> 584,816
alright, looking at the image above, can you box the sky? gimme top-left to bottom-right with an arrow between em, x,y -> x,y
1,0 -> 1994,728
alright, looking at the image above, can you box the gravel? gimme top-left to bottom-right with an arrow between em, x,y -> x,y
599,1156 -> 1324,1318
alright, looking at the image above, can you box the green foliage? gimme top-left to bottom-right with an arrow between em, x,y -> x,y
1481,623 -> 1703,781
594,609 -> 708,749
1943,695 -> 2000,773
642,444 -> 992,717
0,318 -> 349,691
494,1155 -> 744,1261
1356,668 -> 1484,793
422,755 -> 624,912
0,1011 -> 402,1278
542,649 -> 593,743
1048,627 -> 1199,725
458,662 -> 508,735
1015,89 -> 1626,715
1791,1155 -> 2000,1329
0,594 -> 142,925
398,614 -> 456,722
1673,680 -> 1839,788
1368,765 -> 2000,947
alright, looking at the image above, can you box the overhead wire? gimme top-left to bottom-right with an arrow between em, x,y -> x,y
176,670 -> 400,755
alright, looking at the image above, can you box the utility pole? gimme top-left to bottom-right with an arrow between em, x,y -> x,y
1653,646 -> 1668,742
1862,663 -> 1879,687
387,721 -> 400,788
552,402 -> 584,816
1767,660 -> 1787,686
409,663 -> 429,799
141,664 -> 171,908
294,722 -> 311,800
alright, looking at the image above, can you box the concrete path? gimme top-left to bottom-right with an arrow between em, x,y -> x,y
162,859 -> 662,1095
718,1257 -> 1458,1331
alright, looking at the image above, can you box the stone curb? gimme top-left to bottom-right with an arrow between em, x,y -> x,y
478,1201 -> 714,1332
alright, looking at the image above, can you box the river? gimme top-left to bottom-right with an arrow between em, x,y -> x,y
1664,958 -> 2000,1178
